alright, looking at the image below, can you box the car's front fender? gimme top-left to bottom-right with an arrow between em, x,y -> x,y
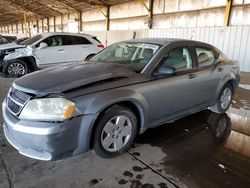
73,88 -> 149,134
3,47 -> 32,61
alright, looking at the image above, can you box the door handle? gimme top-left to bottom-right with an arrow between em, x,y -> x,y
218,67 -> 224,72
58,49 -> 64,52
188,73 -> 197,79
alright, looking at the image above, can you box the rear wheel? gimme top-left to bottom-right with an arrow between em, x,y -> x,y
93,105 -> 138,158
210,83 -> 233,114
5,60 -> 28,77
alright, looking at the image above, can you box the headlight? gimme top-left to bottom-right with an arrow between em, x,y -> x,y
19,98 -> 75,121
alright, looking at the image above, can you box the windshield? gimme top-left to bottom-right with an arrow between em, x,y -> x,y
20,34 -> 43,45
90,42 -> 160,72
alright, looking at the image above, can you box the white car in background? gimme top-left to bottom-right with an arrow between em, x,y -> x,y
0,32 -> 104,76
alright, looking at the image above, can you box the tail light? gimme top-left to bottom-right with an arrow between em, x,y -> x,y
97,44 -> 105,48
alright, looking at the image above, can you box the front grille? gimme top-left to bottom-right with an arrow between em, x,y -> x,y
10,88 -> 31,104
7,87 -> 32,116
7,98 -> 22,114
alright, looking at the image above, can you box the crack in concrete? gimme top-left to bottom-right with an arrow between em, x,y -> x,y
127,151 -> 179,188
1,156 -> 13,188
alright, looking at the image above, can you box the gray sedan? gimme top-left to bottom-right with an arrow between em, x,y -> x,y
2,38 -> 240,160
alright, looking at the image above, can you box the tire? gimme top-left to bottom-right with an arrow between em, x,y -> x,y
93,105 -> 138,158
210,83 -> 233,114
85,54 -> 95,61
5,60 -> 28,77
207,112 -> 231,145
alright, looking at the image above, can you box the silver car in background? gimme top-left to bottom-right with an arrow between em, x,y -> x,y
0,32 -> 104,76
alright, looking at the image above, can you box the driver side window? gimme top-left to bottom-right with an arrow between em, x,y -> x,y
159,47 -> 192,72
39,36 -> 63,47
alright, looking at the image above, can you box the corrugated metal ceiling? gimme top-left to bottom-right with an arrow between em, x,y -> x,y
0,0 -> 131,25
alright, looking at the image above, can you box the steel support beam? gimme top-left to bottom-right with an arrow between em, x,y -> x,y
36,20 -> 39,33
54,16 -> 56,32
16,24 -> 18,34
47,18 -> 50,32
98,6 -> 110,31
139,0 -> 154,29
224,0 -> 233,26
106,6 -> 110,31
42,19 -> 44,33
61,15 -> 63,32
79,11 -> 83,32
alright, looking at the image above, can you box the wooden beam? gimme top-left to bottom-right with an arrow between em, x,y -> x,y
224,0 -> 233,26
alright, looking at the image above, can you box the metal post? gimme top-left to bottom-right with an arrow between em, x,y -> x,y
224,0 -> 233,26
79,11 -> 83,32
139,0 -> 154,29
61,15 -> 63,32
54,16 -> 56,32
24,12 -> 27,36
16,24 -> 18,34
106,6 -> 110,31
42,19 -> 44,33
11,24 -> 14,34
148,0 -> 154,29
47,18 -> 50,32
36,20 -> 39,33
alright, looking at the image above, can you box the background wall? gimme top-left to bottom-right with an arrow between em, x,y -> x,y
88,25 -> 250,72
1,0 -> 250,72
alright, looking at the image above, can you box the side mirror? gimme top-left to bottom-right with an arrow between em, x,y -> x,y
153,66 -> 175,77
39,42 -> 48,49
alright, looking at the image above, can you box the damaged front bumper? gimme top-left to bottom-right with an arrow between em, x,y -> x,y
2,99 -> 98,161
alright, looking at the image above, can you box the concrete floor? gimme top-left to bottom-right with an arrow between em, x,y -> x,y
0,73 -> 250,188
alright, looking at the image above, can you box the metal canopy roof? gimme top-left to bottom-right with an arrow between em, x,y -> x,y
0,0 -> 131,26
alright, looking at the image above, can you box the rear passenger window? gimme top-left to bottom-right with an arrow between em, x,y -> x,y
70,36 -> 92,45
195,47 -> 215,67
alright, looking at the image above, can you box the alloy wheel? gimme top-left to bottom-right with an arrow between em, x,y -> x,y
220,88 -> 232,110
101,115 -> 132,152
8,63 -> 26,76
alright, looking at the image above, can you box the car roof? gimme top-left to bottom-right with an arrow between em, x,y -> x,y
123,38 -> 210,46
41,32 -> 95,38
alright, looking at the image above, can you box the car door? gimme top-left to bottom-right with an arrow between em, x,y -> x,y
33,35 -> 65,68
142,46 -> 205,126
60,35 -> 90,62
190,46 -> 221,104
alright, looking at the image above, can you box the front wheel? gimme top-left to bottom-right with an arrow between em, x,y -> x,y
210,83 -> 233,114
93,105 -> 138,158
5,60 -> 28,77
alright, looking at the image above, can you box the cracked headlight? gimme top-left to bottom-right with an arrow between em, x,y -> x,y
19,98 -> 75,121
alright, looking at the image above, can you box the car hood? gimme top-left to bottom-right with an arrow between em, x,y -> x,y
13,62 -> 149,95
0,43 -> 26,51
